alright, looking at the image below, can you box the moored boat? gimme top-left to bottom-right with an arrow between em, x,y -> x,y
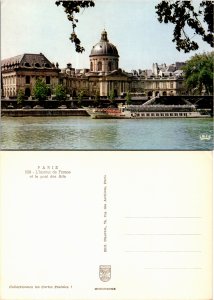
85,104 -> 211,119
84,107 -> 126,119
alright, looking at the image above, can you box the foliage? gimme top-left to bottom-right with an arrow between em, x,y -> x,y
56,1 -> 213,53
125,91 -> 132,105
77,90 -> 84,106
93,90 -> 100,105
33,78 -> 49,101
155,1 -> 214,52
55,0 -> 95,52
55,84 -> 67,102
108,89 -> 115,103
182,51 -> 213,94
17,89 -> 25,106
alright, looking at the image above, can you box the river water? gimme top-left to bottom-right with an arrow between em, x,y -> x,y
1,116 -> 213,150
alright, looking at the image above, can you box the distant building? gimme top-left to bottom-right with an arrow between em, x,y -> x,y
1,53 -> 60,98
131,61 -> 186,97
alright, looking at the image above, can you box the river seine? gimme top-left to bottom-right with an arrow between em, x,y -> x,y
1,116 -> 213,150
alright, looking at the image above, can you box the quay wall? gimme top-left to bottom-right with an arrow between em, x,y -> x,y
1,109 -> 89,117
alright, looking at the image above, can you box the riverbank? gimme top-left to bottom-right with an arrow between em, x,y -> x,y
1,109 -> 89,117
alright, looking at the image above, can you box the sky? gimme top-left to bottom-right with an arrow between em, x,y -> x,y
1,0 -> 212,71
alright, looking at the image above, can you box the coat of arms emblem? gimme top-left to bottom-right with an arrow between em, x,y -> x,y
99,265 -> 111,282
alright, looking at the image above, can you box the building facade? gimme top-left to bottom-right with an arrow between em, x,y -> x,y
1,30 -> 186,100
1,53 -> 60,98
60,30 -> 132,98
131,63 -> 186,97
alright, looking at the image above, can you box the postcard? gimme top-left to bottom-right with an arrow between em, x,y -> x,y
0,0 -> 213,299
0,151 -> 212,300
1,0 -> 213,150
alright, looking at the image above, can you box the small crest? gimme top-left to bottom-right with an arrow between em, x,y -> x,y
99,265 -> 111,282
200,134 -> 211,141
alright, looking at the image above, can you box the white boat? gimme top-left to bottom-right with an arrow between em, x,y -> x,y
85,104 -> 211,119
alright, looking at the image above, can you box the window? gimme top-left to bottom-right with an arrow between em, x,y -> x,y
108,62 -> 112,71
35,63 -> 40,67
90,62 -> 93,71
25,87 -> 31,97
46,76 -> 50,84
98,61 -> 102,71
26,76 -> 30,84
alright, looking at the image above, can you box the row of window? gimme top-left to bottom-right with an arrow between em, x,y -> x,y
25,76 -> 51,84
3,76 -> 16,85
147,82 -> 174,89
3,88 -> 16,97
3,75 -> 52,85
131,112 -> 188,117
23,62 -> 51,68
90,61 -> 118,71
147,91 -> 174,96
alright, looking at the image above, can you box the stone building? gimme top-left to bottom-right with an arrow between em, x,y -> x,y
88,30 -> 132,97
131,63 -> 186,97
1,31 -> 186,101
1,53 -> 60,98
59,30 -> 132,98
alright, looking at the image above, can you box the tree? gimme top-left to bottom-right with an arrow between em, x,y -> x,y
93,89 -> 100,106
55,0 -> 95,53
77,90 -> 84,106
17,89 -> 25,107
55,84 -> 67,102
125,91 -> 132,105
33,78 -> 49,102
108,89 -> 116,105
56,1 -> 213,53
155,1 -> 214,52
182,51 -> 213,95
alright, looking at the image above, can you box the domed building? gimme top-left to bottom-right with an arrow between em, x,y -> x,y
89,30 -> 119,73
88,30 -> 132,97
